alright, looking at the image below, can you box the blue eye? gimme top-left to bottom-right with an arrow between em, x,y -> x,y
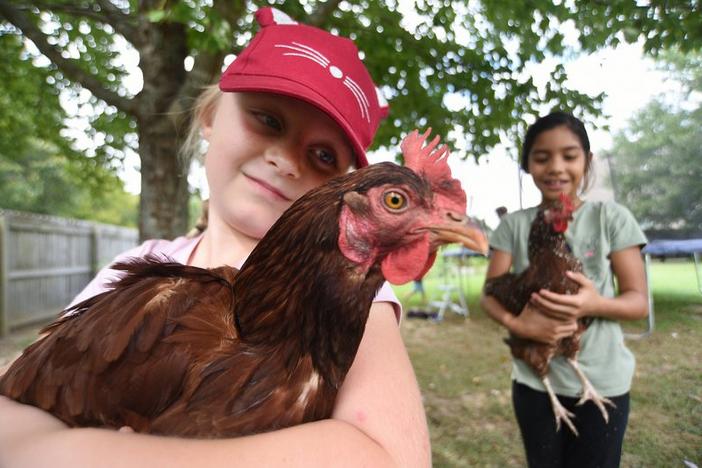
254,112 -> 283,132
312,148 -> 337,167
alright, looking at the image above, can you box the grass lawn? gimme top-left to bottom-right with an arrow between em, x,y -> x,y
394,256 -> 702,467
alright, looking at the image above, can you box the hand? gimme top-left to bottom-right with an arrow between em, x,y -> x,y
530,271 -> 602,321
508,303 -> 578,345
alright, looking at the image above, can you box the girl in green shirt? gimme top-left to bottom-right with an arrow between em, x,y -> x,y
481,112 -> 648,467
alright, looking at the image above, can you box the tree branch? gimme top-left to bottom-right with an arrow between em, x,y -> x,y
212,0 -> 247,31
19,1 -> 141,45
307,0 -> 343,27
24,2 -> 110,23
94,0 -> 142,45
0,1 -> 138,116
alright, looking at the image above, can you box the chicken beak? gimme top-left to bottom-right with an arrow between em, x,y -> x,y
429,219 -> 489,255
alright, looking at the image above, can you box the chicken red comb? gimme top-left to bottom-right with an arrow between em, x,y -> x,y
401,128 -> 452,183
400,128 -> 467,214
549,193 -> 575,233
559,193 -> 575,214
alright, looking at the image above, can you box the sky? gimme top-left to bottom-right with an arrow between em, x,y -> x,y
116,35 -> 679,229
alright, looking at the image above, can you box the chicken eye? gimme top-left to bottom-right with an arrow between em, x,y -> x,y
383,191 -> 407,211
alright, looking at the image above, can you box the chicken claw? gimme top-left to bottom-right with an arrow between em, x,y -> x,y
542,376 -> 579,436
567,358 -> 616,423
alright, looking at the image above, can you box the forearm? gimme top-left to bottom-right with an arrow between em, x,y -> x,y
3,418 -> 394,468
480,294 -> 517,332
589,290 -> 648,321
588,246 -> 648,321
481,293 -> 579,345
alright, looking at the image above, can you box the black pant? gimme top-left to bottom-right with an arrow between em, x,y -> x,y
512,381 -> 630,468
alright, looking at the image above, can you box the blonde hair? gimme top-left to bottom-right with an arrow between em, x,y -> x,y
179,84 -> 222,165
182,85 -> 221,236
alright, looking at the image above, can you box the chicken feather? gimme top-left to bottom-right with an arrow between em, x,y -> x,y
484,193 -> 612,435
1,131 -> 488,437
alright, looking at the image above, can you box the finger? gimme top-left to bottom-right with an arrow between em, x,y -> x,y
535,294 -> 581,319
536,289 -> 578,305
531,293 -> 573,315
539,308 -> 572,322
530,302 -> 566,320
566,271 -> 590,285
557,322 -> 578,334
554,326 -> 576,339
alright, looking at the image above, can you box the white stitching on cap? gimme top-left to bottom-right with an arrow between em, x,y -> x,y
273,41 -> 371,123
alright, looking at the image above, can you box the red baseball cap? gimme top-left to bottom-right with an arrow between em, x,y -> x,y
219,7 -> 388,168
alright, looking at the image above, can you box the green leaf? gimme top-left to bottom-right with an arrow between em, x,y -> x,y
146,10 -> 167,23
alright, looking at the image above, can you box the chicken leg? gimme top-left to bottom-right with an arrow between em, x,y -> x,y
542,376 -> 578,435
566,358 -> 615,423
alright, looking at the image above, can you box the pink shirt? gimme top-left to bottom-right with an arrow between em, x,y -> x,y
70,234 -> 402,320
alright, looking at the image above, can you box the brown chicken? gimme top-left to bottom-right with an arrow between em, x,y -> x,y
0,130 -> 488,437
483,194 -> 613,435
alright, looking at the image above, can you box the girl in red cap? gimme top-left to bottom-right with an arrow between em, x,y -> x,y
0,8 -> 430,467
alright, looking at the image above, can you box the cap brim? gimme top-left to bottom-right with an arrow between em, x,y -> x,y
220,75 -> 369,168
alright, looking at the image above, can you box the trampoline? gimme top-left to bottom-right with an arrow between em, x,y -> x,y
634,239 -> 702,339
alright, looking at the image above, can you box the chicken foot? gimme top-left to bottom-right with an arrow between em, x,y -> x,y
567,358 -> 615,423
542,376 -> 578,435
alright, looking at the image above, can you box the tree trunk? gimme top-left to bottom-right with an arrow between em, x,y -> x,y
138,119 -> 190,241
135,21 -> 191,241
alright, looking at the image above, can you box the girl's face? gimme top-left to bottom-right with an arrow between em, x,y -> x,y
526,125 -> 589,204
203,92 -> 355,240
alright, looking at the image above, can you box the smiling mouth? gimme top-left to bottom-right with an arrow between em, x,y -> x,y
544,180 -> 569,189
245,174 -> 292,201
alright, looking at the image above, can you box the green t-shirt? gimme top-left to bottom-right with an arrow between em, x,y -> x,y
489,200 -> 647,397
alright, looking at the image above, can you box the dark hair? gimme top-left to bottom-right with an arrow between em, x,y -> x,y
520,111 -> 592,174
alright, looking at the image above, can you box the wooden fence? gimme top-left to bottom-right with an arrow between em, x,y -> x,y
0,210 -> 138,336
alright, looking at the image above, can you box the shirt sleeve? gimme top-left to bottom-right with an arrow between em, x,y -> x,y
373,282 -> 402,324
66,240 -> 161,309
489,214 -> 516,253
605,202 -> 648,252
